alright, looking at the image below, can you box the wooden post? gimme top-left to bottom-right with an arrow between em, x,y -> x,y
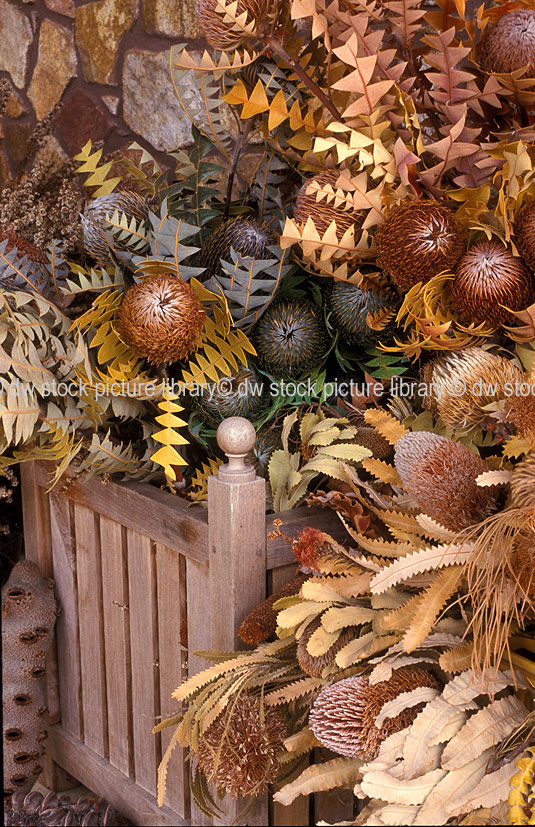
199,417 -> 268,826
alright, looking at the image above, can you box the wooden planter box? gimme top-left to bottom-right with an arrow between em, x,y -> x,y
20,460 -> 352,827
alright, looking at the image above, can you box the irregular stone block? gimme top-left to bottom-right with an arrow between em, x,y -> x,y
27,19 -> 77,120
0,0 -> 34,89
102,95 -> 120,114
44,0 -> 75,16
56,90 -> 110,155
141,0 -> 202,37
4,123 -> 32,166
76,0 -> 139,85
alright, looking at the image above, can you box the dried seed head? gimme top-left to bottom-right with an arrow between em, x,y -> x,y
479,9 -> 535,76
375,201 -> 465,291
82,190 -> 149,263
116,275 -> 206,365
238,575 -> 306,645
294,170 -> 364,241
252,296 -> 327,378
197,694 -> 286,799
328,281 -> 399,347
194,0 -> 270,49
449,240 -> 534,327
192,365 -> 267,426
297,617 -> 357,678
510,454 -> 535,510
309,668 -> 439,760
198,218 -> 275,283
516,201 -> 535,273
394,431 -> 499,530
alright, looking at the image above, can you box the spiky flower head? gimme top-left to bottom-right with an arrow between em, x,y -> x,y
424,347 -> 525,430
292,527 -> 326,570
515,201 -> 535,273
375,201 -> 465,291
510,454 -> 535,510
479,9 -> 535,76
5,790 -> 117,826
82,190 -> 149,263
297,617 -> 356,678
194,0 -> 270,50
394,431 -> 499,530
252,296 -> 327,378
328,281 -> 398,346
309,668 -> 439,760
198,218 -> 275,283
192,365 -> 266,426
294,170 -> 364,241
246,427 -> 281,476
449,240 -> 534,327
196,694 -> 286,799
238,575 -> 306,645
117,275 -> 206,365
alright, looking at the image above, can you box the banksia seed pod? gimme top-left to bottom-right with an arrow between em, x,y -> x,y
192,364 -> 266,426
246,427 -> 281,476
252,296 -> 327,378
238,574 -> 306,645
116,275 -> 205,365
515,202 -> 535,273
309,668 -> 440,760
449,240 -> 534,327
297,617 -> 357,678
510,454 -> 535,509
294,170 -> 363,240
354,426 -> 393,460
5,790 -> 118,826
479,9 -> 535,76
194,0 -> 270,50
424,347 -> 525,429
375,201 -> 465,291
328,281 -> 398,346
198,218 -> 275,282
82,190 -> 149,262
197,694 -> 286,798
394,432 -> 499,530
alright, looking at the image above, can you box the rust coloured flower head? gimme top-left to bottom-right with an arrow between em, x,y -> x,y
238,574 -> 306,645
449,240 -> 534,327
294,170 -> 364,241
516,202 -> 535,273
309,668 -> 440,760
196,694 -> 286,799
116,274 -> 206,365
375,201 -> 465,291
479,9 -> 535,76
194,0 -> 270,50
292,527 -> 326,570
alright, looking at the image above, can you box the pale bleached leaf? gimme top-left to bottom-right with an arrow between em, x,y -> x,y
274,758 -> 362,806
375,687 -> 440,728
442,669 -> 525,706
413,751 -> 492,826
360,768 -> 447,805
446,762 -> 517,815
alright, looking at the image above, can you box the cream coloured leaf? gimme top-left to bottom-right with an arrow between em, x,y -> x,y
274,758 -> 362,806
375,687 -> 440,728
413,751 -> 492,826
446,763 -> 517,815
321,605 -> 376,632
369,656 -> 438,685
360,768 -> 447,805
402,697 -> 468,779
370,544 -> 473,593
475,470 -> 512,487
306,624 -> 341,656
265,678 -> 323,707
442,669 -> 524,706
372,804 -> 419,825
276,601 -> 325,629
300,579 -> 352,603
335,633 -> 399,668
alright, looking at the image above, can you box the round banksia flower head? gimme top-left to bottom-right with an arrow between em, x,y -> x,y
194,0 -> 270,49
375,201 -> 465,291
238,574 -> 306,645
515,201 -> 535,273
328,281 -> 399,347
297,617 -> 357,678
394,431 -> 499,531
82,190 -> 149,263
479,9 -> 535,76
294,170 -> 363,241
192,364 -> 266,426
510,454 -> 535,510
199,218 -> 275,283
116,275 -> 206,366
246,427 -> 281,476
196,694 -> 286,798
252,297 -> 327,378
449,240 -> 534,327
424,347 -> 525,430
309,668 -> 440,760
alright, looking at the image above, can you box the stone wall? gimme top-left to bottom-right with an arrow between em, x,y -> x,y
0,0 -> 205,187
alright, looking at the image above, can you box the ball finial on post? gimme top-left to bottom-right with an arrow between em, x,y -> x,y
216,416 -> 257,482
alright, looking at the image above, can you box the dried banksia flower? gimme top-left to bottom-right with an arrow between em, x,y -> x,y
376,201 -> 465,291
199,218 -> 275,282
424,347 -> 525,429
516,202 -> 535,273
309,668 -> 440,760
297,617 -> 356,678
510,454 -> 535,509
328,281 -> 398,346
196,694 -> 286,798
117,275 -> 206,365
394,432 -> 499,530
479,9 -> 535,76
0,225 -> 46,265
509,528 -> 535,596
252,296 -> 327,378
292,527 -> 326,570
192,364 -> 266,426
239,575 -> 306,645
354,426 -> 392,460
449,240 -> 534,327
294,170 -> 364,240
5,790 -> 118,826
246,427 -> 281,476
194,0 -> 270,49
82,190 -> 149,263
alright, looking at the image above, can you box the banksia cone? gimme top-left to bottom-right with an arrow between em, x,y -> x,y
328,281 -> 398,346
294,170 -> 364,240
375,201 -> 465,291
309,668 -> 440,760
252,296 -> 327,377
194,0 -> 270,50
239,574 -> 306,645
449,240 -> 534,327
354,426 -> 393,460
5,790 -> 118,826
510,454 -> 535,509
197,694 -> 286,798
198,218 -> 275,282
192,364 -> 266,426
479,9 -> 535,76
82,190 -> 149,262
394,432 -> 499,530
509,528 -> 535,596
246,427 -> 281,476
516,202 -> 535,273
297,617 -> 356,678
117,275 -> 205,365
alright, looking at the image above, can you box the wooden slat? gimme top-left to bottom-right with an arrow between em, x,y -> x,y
270,563 -> 300,596
266,506 -> 349,569
101,519 -> 133,777
127,530 -> 160,795
313,750 -> 355,824
50,726 -> 189,827
33,462 -> 208,564
75,503 -> 108,756
156,545 -> 188,818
